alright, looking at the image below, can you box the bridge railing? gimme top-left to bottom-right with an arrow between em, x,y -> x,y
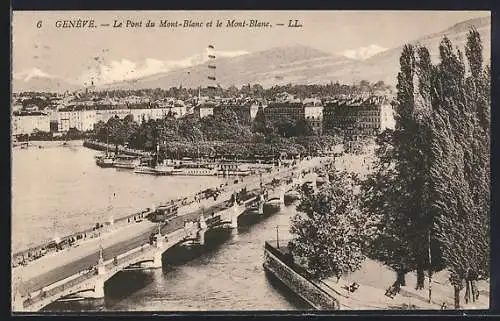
23,269 -> 97,308
104,243 -> 152,271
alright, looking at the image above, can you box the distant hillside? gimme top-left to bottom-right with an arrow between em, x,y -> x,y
13,15 -> 491,93
100,44 -> 354,90
12,73 -> 81,93
101,16 -> 490,90
323,15 -> 491,86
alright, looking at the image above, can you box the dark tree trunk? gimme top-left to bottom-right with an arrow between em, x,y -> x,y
464,280 -> 471,304
416,268 -> 425,290
471,280 -> 478,302
454,285 -> 461,309
396,269 -> 406,286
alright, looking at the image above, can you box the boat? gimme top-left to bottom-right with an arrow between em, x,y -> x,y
134,163 -> 174,176
113,155 -> 140,169
172,167 -> 217,176
96,155 -> 115,168
170,160 -> 217,176
133,148 -> 174,175
95,127 -> 115,168
217,162 -> 252,177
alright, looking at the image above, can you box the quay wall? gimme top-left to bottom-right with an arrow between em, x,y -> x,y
83,140 -> 151,157
263,242 -> 339,310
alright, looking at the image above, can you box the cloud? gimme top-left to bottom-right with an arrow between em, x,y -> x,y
80,49 -> 249,85
13,67 -> 55,82
341,44 -> 388,60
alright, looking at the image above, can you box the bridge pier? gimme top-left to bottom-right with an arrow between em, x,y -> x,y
91,278 -> 105,299
151,251 -> 164,269
87,248 -> 106,298
197,214 -> 208,245
12,289 -> 24,311
230,203 -> 239,229
97,247 -> 106,276
258,198 -> 264,215
279,185 -> 285,205
151,226 -> 165,268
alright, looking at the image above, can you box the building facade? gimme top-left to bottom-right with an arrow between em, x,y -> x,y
264,100 -> 324,135
323,96 -> 394,138
194,104 -> 215,118
55,109 -> 97,132
12,112 -> 50,135
213,103 -> 261,125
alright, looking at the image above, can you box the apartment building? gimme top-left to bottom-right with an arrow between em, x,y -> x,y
12,112 -> 50,135
323,95 -> 394,138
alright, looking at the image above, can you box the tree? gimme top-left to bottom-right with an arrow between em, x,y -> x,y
289,170 -> 371,280
252,107 -> 269,134
361,43 -> 445,291
428,31 -> 490,308
294,119 -> 314,136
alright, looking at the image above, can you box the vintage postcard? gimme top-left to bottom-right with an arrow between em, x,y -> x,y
11,10 -> 491,313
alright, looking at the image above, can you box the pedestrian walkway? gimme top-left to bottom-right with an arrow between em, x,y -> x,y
322,259 -> 489,310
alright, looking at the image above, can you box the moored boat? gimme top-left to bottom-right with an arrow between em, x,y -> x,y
172,166 -> 217,176
133,164 -> 174,176
217,162 -> 252,177
113,155 -> 140,169
96,155 -> 115,168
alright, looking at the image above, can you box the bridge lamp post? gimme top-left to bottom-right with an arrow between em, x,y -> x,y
276,225 -> 280,249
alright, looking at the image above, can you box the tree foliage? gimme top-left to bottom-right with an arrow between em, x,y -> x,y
360,28 -> 490,307
427,29 -> 490,307
289,170 -> 371,280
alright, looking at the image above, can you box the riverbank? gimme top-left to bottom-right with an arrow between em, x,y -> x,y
83,140 -> 151,157
263,241 -> 340,310
264,242 -> 490,310
12,140 -> 84,148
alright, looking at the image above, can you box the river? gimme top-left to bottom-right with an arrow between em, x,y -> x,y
12,141 -> 226,252
45,204 -> 310,311
13,141 -> 309,311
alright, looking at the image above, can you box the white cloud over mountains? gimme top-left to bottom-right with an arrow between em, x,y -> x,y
79,49 -> 249,85
13,67 -> 55,82
341,44 -> 388,60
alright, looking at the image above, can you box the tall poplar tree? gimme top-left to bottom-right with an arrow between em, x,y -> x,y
361,44 -> 439,289
429,31 -> 490,308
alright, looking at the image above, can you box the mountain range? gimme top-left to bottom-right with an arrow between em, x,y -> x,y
12,15 -> 490,93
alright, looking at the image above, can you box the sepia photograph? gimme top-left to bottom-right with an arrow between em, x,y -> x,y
11,10 -> 491,312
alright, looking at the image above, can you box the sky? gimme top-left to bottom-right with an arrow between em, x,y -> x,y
12,10 -> 489,85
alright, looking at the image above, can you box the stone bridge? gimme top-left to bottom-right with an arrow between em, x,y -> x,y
13,225 -> 199,312
12,161 -> 318,313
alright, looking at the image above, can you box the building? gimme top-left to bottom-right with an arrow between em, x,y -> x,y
12,112 -> 50,135
303,98 -> 323,135
264,102 -> 304,122
263,99 -> 324,135
194,103 -> 215,118
55,107 -> 97,132
213,102 -> 262,125
323,95 -> 394,138
96,108 -> 132,124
